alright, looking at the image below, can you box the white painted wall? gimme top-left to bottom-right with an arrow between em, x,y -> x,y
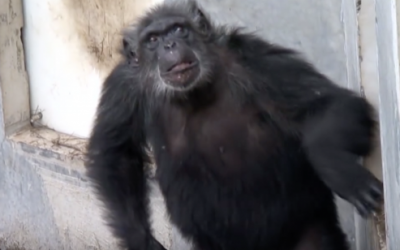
22,0 -> 163,138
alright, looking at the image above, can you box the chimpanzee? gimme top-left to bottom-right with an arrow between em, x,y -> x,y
85,1 -> 383,250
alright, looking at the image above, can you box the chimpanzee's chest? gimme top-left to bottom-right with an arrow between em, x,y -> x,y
149,99 -> 284,181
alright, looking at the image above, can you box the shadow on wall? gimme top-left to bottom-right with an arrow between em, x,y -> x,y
61,0 -> 161,74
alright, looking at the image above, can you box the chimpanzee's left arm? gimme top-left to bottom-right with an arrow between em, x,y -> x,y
300,84 -> 382,217
251,49 -> 383,217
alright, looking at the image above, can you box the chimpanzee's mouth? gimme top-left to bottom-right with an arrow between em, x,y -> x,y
167,61 -> 197,73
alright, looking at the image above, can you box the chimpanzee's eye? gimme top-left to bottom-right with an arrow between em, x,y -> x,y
171,25 -> 188,36
146,34 -> 160,49
149,35 -> 159,43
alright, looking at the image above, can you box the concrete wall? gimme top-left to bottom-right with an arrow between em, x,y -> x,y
0,0 -> 384,249
376,0 -> 400,249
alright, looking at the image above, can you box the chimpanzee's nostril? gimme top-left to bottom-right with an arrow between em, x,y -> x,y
164,41 -> 176,49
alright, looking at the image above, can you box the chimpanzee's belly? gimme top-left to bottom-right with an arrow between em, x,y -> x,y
152,127 -> 329,250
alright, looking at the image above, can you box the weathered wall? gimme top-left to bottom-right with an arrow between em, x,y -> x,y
0,0 -> 61,248
0,0 -> 30,135
0,137 -> 172,250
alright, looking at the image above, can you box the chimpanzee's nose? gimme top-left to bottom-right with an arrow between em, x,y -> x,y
164,41 -> 176,49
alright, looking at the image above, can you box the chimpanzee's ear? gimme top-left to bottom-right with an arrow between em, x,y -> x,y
121,30 -> 139,67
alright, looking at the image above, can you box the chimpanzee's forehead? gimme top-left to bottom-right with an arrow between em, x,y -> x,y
139,16 -> 188,37
137,2 -> 196,29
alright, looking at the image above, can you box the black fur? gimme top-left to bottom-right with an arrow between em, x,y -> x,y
86,2 -> 383,250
